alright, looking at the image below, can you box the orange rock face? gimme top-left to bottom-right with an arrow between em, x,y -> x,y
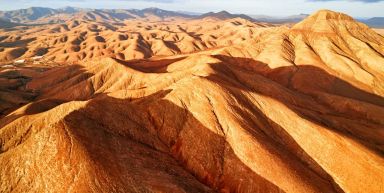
1,9 -> 384,193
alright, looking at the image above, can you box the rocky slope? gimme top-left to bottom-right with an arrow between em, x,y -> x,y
0,9 -> 384,193
0,17 -> 269,63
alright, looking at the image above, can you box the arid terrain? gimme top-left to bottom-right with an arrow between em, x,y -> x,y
375,28 -> 384,35
1,7 -> 384,193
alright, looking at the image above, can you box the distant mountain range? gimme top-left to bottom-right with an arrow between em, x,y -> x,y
0,7 -> 383,28
251,14 -> 309,24
197,10 -> 256,21
358,17 -> 384,28
0,7 -> 194,24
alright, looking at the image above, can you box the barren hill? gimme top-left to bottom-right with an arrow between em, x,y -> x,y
0,17 -> 269,63
197,11 -> 255,21
0,7 -> 58,23
0,9 -> 384,193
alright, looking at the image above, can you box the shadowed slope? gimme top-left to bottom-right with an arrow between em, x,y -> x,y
1,52 -> 383,192
0,98 -> 214,193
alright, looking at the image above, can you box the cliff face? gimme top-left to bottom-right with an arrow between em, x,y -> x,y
1,10 -> 384,193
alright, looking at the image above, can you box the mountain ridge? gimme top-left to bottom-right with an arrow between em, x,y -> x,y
0,7 -> 383,27
0,7 -> 194,24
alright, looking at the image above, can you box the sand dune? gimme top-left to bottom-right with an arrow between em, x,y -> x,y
1,9 -> 384,193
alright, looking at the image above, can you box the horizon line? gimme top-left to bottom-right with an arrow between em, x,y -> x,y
0,6 -> 380,19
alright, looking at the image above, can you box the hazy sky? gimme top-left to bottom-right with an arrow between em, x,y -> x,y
0,0 -> 383,17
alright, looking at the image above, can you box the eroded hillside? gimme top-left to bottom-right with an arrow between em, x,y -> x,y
1,9 -> 384,193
